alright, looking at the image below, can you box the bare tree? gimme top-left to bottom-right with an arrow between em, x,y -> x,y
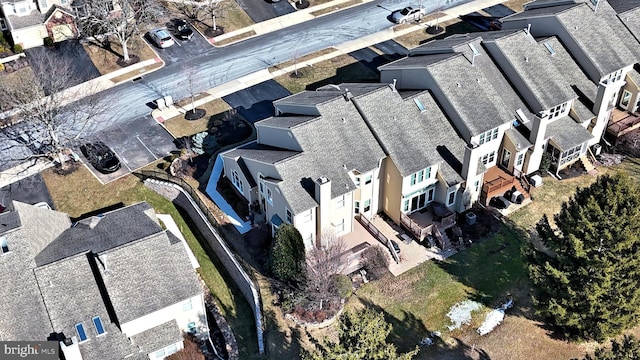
305,231 -> 347,309
181,66 -> 206,120
77,0 -> 161,63
175,0 -> 229,34
0,51 -> 112,170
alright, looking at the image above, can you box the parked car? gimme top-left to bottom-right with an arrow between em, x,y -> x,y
173,19 -> 193,40
80,141 -> 121,174
391,6 -> 427,24
149,28 -> 175,48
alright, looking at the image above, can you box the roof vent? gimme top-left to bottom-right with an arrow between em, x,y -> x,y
525,57 -> 529,63
389,79 -> 397,92
456,83 -> 462,87
318,176 -> 329,184
342,117 -> 346,123
343,88 -> 352,101
476,78 -> 480,83
525,24 -> 531,35
343,164 -> 347,170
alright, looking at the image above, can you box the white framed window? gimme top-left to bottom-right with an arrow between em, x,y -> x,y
354,201 -> 360,214
334,218 -> 345,232
231,170 -> 243,193
410,173 -> 417,185
187,322 -> 196,334
447,190 -> 456,206
363,199 -> 371,213
516,153 -> 524,166
355,177 -> 361,186
18,6 -> 27,14
336,195 -> 345,208
403,200 -> 409,212
364,174 -> 372,185
478,128 -> 499,145
0,236 -> 8,254
481,151 -> 496,165
267,188 -> 273,205
621,90 -> 632,109
417,169 -> 424,182
0,19 -> 7,31
182,299 -> 193,312
286,209 -> 293,223
258,175 -> 265,194
474,180 -> 479,192
153,349 -> 165,359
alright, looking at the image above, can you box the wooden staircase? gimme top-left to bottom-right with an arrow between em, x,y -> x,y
433,226 -> 452,251
579,154 -> 598,176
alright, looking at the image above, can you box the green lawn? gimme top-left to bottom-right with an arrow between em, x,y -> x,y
41,167 -> 258,358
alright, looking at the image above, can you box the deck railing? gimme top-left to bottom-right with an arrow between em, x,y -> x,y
356,215 -> 400,264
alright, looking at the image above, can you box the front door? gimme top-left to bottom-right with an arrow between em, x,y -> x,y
501,149 -> 511,168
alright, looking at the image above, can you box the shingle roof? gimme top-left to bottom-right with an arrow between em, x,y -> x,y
0,201 -> 70,341
353,86 -> 465,184
0,210 -> 22,234
482,30 -> 576,111
542,37 -> 598,102
504,128 -> 532,152
98,231 -> 201,324
502,1 -> 638,77
614,6 -> 640,49
35,203 -> 162,266
222,142 -> 300,165
254,115 -> 318,128
130,320 -> 183,354
628,68 -> 640,86
608,0 -> 640,14
545,116 -> 594,150
273,83 -> 386,108
5,11 -> 44,30
572,98 -> 596,122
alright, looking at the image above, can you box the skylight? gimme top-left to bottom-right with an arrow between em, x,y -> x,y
543,42 -> 556,56
75,323 -> 88,342
468,43 -> 481,56
413,98 -> 426,112
93,316 -> 105,335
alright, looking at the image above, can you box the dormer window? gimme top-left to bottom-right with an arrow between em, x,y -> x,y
0,236 -> 8,254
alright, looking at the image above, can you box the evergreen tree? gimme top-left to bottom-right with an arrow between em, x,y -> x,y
302,309 -> 418,360
529,173 -> 640,341
577,335 -> 640,360
270,224 -> 307,286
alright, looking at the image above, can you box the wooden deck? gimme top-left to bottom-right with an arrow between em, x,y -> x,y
481,166 -> 529,206
607,108 -> 640,138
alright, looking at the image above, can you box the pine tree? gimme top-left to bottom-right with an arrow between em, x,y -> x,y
270,224 -> 307,286
302,309 -> 418,360
578,335 -> 640,360
529,173 -> 640,341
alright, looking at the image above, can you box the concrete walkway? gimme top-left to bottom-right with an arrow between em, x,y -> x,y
204,154 -> 253,234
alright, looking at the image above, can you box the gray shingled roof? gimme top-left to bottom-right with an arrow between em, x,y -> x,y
542,37 -> 598,102
483,30 -> 576,111
130,320 -> 183,354
353,86 -> 465,185
35,202 -> 162,266
274,84 -> 386,109
5,11 -> 44,30
628,68 -> 640,86
503,2 -> 638,77
255,115 -> 317,128
616,7 -> 640,47
409,34 -> 479,55
222,142 -> 300,166
0,201 -> 70,341
609,0 -> 640,14
98,231 -> 202,324
378,52 -> 458,70
545,116 -> 594,150
572,98 -> 596,122
0,210 -> 22,234
504,128 -> 532,152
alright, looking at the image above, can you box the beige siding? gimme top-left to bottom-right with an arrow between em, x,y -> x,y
381,158 -> 402,224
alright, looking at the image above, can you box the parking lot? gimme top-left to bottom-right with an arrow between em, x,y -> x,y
76,116 -> 177,183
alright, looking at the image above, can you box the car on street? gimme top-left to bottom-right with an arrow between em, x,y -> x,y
149,28 -> 175,48
391,6 -> 427,24
173,19 -> 194,40
80,141 -> 121,174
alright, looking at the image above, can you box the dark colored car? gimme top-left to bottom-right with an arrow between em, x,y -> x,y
80,141 -> 121,174
174,19 -> 194,40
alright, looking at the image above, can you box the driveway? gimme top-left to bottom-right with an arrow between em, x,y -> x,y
0,173 -> 55,209
236,0 -> 297,23
222,80 -> 291,123
25,40 -> 100,90
147,21 -> 212,65
76,116 -> 177,183
349,39 -> 408,74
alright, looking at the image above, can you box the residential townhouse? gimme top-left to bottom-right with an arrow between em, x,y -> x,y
219,84 -> 386,249
378,34 -> 536,204
1,0 -> 78,48
501,0 -> 640,146
0,201 -> 208,360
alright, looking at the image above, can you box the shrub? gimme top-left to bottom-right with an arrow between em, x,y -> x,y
330,274 -> 353,299
43,36 -> 54,47
213,119 -> 223,127
0,63 -> 4,73
13,44 -> 23,53
361,246 -> 389,280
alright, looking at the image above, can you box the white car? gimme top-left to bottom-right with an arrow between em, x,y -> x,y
391,6 -> 427,24
149,28 -> 175,48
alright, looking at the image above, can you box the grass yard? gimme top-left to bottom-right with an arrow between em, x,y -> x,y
163,98 -> 232,139
274,53 -> 379,94
41,166 -> 259,358
83,36 -> 158,76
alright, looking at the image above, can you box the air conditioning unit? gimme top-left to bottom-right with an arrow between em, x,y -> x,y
530,175 -> 543,188
510,190 -> 524,204
592,144 -> 602,156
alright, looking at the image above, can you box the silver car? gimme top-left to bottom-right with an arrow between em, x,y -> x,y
149,28 -> 175,48
391,6 -> 427,24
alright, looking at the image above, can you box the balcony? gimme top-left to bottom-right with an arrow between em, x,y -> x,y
607,108 -> 640,139
480,166 -> 529,206
400,202 -> 456,246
